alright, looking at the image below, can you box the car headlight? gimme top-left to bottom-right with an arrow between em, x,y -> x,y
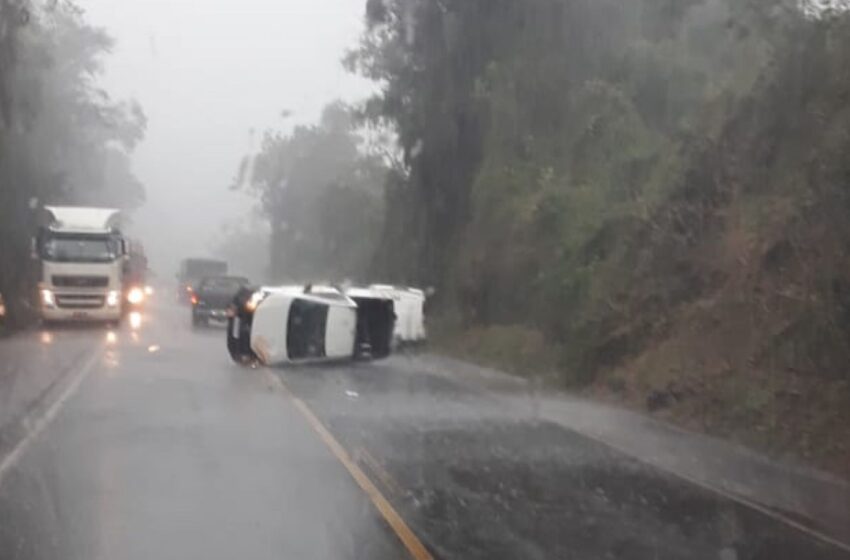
40,289 -> 56,308
127,286 -> 145,305
106,290 -> 120,307
244,291 -> 266,312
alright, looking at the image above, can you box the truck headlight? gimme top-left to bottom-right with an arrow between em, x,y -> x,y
106,290 -> 120,307
40,289 -> 56,308
127,286 -> 145,305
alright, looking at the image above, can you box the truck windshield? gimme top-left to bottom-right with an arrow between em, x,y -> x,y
183,260 -> 227,280
199,277 -> 247,291
42,236 -> 118,263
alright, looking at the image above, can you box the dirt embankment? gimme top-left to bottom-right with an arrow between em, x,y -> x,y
591,29 -> 850,477
592,200 -> 850,477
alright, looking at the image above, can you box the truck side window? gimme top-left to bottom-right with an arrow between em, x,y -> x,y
287,299 -> 328,360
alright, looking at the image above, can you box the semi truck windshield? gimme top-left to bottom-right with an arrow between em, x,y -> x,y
42,236 -> 118,263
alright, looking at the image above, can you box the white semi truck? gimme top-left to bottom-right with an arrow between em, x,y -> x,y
34,206 -> 128,324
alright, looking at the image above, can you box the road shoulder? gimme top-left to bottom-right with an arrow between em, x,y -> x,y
0,329 -> 103,462
401,352 -> 850,549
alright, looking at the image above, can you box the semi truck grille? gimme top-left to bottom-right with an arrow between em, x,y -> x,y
56,294 -> 105,309
52,275 -> 109,288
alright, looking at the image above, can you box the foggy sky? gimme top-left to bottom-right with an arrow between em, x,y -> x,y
82,0 -> 375,279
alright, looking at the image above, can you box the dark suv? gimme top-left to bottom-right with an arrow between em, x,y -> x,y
191,276 -> 249,327
177,258 -> 227,304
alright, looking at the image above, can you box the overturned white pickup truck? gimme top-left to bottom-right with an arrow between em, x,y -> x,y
367,284 -> 427,345
226,284 -> 396,366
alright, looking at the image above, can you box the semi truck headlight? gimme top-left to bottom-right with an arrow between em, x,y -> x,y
106,290 -> 120,307
40,289 -> 56,308
127,286 -> 145,305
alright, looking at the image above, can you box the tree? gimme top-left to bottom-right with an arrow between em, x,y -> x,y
0,1 -> 146,326
346,0 -> 824,365
239,101 -> 386,282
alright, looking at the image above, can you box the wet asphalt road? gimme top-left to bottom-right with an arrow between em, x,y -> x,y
0,301 -> 848,560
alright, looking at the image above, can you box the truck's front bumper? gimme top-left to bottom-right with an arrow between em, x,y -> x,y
193,307 -> 229,321
41,306 -> 121,322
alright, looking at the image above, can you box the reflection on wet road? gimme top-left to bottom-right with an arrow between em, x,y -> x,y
0,304 -> 405,560
0,302 -> 847,559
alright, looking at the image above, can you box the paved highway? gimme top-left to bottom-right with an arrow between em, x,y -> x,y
0,299 -> 847,559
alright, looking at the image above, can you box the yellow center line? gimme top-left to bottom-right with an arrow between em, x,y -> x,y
357,445 -> 407,498
267,372 -> 434,560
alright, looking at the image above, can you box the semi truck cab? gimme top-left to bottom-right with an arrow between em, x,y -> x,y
35,206 -> 127,323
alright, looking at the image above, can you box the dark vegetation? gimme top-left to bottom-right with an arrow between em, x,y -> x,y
0,1 -> 145,328
337,0 -> 850,475
234,102 -> 388,282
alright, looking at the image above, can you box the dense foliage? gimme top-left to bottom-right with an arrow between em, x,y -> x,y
0,1 -> 145,325
347,0 -> 775,346
238,102 -> 387,283
347,0 -> 850,467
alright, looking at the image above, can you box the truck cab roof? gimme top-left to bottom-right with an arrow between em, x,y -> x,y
44,206 -> 122,234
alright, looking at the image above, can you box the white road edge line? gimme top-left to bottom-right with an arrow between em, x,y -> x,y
551,420 -> 850,554
0,346 -> 103,486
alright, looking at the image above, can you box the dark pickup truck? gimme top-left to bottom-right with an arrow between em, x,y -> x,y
191,276 -> 249,327
177,258 -> 227,304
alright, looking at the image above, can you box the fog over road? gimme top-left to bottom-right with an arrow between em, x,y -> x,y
0,298 -> 847,559
82,0 -> 375,275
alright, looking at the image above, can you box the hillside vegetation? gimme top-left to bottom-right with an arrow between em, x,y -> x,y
347,0 -> 850,475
